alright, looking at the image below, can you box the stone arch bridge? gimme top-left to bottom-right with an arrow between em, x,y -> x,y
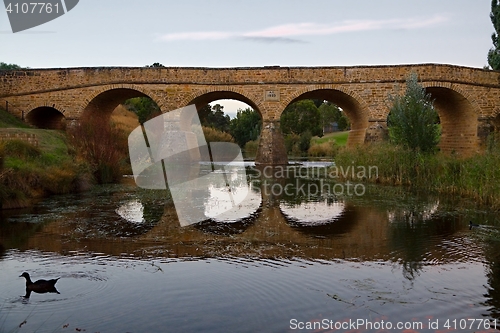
1,64 -> 500,164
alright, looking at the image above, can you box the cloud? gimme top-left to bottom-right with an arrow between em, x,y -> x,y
157,15 -> 449,43
238,36 -> 307,44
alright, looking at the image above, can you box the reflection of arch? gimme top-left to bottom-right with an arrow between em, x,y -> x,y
282,87 -> 369,146
422,82 -> 479,154
183,88 -> 261,114
81,85 -> 163,119
281,202 -> 359,237
25,106 -> 66,129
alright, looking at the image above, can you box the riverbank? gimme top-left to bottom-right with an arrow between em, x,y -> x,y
0,130 -> 92,209
334,142 -> 500,209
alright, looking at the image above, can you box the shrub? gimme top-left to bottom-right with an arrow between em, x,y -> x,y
201,126 -> 235,143
68,114 -> 127,184
308,141 -> 339,157
243,139 -> 259,159
387,73 -> 440,153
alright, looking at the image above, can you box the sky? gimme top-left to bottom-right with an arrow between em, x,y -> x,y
0,0 -> 495,116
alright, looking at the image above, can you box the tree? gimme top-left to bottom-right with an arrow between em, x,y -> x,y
0,62 -> 22,70
281,100 -> 322,137
387,73 -> 440,153
229,108 -> 262,147
146,63 -> 165,68
318,102 -> 350,132
489,0 -> 500,70
124,97 -> 161,124
198,104 -> 230,132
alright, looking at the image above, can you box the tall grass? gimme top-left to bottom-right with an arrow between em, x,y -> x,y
0,139 -> 91,208
334,143 -> 500,208
68,114 -> 129,184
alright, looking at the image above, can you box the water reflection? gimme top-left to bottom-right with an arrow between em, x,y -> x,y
2,163 -> 500,329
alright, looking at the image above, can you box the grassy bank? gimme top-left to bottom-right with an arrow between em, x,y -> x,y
334,143 -> 500,209
0,132 -> 91,208
0,107 -> 95,208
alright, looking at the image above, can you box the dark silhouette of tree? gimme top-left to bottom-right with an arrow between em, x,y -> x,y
489,0 -> 500,70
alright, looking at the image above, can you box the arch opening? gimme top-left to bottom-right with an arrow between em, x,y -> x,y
424,87 -> 478,154
83,88 -> 160,122
281,89 -> 368,159
26,106 -> 66,130
188,92 -> 262,159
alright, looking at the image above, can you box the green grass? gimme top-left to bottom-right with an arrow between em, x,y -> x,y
312,131 -> 349,146
334,142 -> 500,209
0,107 -> 30,128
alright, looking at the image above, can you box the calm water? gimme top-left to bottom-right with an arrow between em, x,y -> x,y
1,163 -> 500,332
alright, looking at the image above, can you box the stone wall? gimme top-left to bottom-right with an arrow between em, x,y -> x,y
0,129 -> 38,147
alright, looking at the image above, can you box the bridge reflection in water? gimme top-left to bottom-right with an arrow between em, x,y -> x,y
3,165 -> 472,275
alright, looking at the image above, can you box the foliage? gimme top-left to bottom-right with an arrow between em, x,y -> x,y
387,73 -> 440,153
308,141 -> 339,157
229,108 -> 262,147
281,100 -> 322,137
319,102 -> 350,132
243,140 -> 259,158
0,135 -> 90,208
284,131 -> 313,157
0,62 -> 22,70
146,63 -> 165,68
199,104 -> 230,132
489,0 -> 500,70
68,114 -> 128,184
201,126 -> 235,143
334,143 -> 500,209
123,97 -> 161,125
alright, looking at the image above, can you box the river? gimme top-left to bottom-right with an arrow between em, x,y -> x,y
0,163 -> 499,332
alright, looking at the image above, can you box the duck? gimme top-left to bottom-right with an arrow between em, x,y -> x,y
469,221 -> 480,230
19,272 -> 60,294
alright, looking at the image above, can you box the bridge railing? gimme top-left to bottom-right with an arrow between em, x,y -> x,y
0,98 -> 27,122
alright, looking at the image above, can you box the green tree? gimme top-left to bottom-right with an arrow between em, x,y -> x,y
281,100 -> 322,137
387,73 -> 440,153
318,102 -> 351,132
198,104 -> 230,132
0,62 -> 22,70
146,62 -> 165,68
489,0 -> 500,70
229,108 -> 262,147
123,97 -> 161,124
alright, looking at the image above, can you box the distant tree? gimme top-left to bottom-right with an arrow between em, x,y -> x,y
281,100 -> 322,137
123,97 -> 161,124
0,62 -> 22,70
387,73 -> 440,153
146,63 -> 165,68
198,104 -> 230,132
489,0 -> 500,70
229,108 -> 262,147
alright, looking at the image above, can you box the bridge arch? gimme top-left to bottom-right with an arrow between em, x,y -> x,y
282,86 -> 370,146
25,105 -> 66,130
81,84 -> 164,120
183,88 -> 261,114
422,82 -> 479,154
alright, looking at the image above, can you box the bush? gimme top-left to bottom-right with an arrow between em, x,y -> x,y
68,114 -> 128,184
308,141 -> 338,157
201,126 -> 235,143
387,73 -> 440,153
243,140 -> 259,158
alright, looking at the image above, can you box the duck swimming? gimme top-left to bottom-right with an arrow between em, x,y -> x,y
19,272 -> 60,296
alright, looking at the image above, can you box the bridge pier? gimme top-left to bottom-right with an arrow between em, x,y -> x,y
255,120 -> 288,165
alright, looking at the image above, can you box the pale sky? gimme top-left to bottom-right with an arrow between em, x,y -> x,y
0,0 -> 495,116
